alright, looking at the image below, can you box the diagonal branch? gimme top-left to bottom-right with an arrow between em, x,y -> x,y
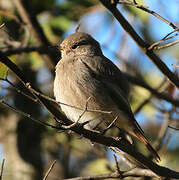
99,0 -> 179,88
124,73 -> 179,107
12,0 -> 59,67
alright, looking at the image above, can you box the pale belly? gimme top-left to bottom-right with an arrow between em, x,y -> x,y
60,103 -> 104,129
58,97 -> 131,132
54,71 -> 132,132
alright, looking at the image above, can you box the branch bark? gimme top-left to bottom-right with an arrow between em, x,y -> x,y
64,167 -> 159,180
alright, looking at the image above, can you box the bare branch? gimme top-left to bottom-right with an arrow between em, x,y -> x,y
0,99 -> 59,130
168,125 -> 179,131
118,0 -> 178,31
1,45 -> 58,56
43,160 -> 57,180
113,154 -> 122,176
0,23 -> 5,29
0,77 -> 39,104
124,73 -> 179,107
154,40 -> 179,50
12,0 -> 59,67
171,64 -> 179,68
0,159 -> 5,180
148,34 -> 178,50
110,147 -> 136,168
101,116 -> 118,135
99,0 -> 179,87
64,167 -> 159,180
59,97 -> 92,129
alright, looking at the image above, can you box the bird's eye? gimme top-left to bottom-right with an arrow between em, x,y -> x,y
71,44 -> 78,49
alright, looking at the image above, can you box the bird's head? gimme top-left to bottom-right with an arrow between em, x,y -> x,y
59,32 -> 103,58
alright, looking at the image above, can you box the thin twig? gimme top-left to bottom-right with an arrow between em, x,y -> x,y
113,154 -> 121,176
26,84 -> 112,114
0,77 -> 39,104
154,40 -> 179,50
60,97 -> 91,129
75,23 -> 81,32
148,34 -> 178,50
0,159 -> 5,180
0,23 -> 5,29
110,147 -> 136,168
101,116 -> 118,135
168,125 -> 179,131
163,28 -> 179,40
118,0 -> 178,31
43,160 -> 57,180
133,0 -> 137,5
1,45 -> 58,56
154,113 -> 170,151
171,64 -> 179,68
0,99 -> 59,130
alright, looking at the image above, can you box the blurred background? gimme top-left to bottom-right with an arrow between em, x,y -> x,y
0,0 -> 179,179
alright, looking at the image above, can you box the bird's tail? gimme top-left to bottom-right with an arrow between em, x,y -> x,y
134,129 -> 160,162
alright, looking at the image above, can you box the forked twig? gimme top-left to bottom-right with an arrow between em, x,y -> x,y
154,40 -> 179,50
148,34 -> 178,50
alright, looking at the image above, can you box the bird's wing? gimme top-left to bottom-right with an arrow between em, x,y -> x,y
83,55 -> 130,97
80,56 -> 160,161
80,55 -> 144,134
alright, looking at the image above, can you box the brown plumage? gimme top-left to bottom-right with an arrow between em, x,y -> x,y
54,32 -> 160,161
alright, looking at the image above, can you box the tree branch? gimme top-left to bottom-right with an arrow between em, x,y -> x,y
99,0 -> 179,88
12,0 -> 59,67
64,167 -> 159,180
124,73 -> 179,107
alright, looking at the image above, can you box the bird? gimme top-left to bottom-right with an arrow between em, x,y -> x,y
54,32 -> 160,161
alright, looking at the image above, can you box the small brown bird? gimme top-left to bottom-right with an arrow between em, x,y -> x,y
54,32 -> 160,161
